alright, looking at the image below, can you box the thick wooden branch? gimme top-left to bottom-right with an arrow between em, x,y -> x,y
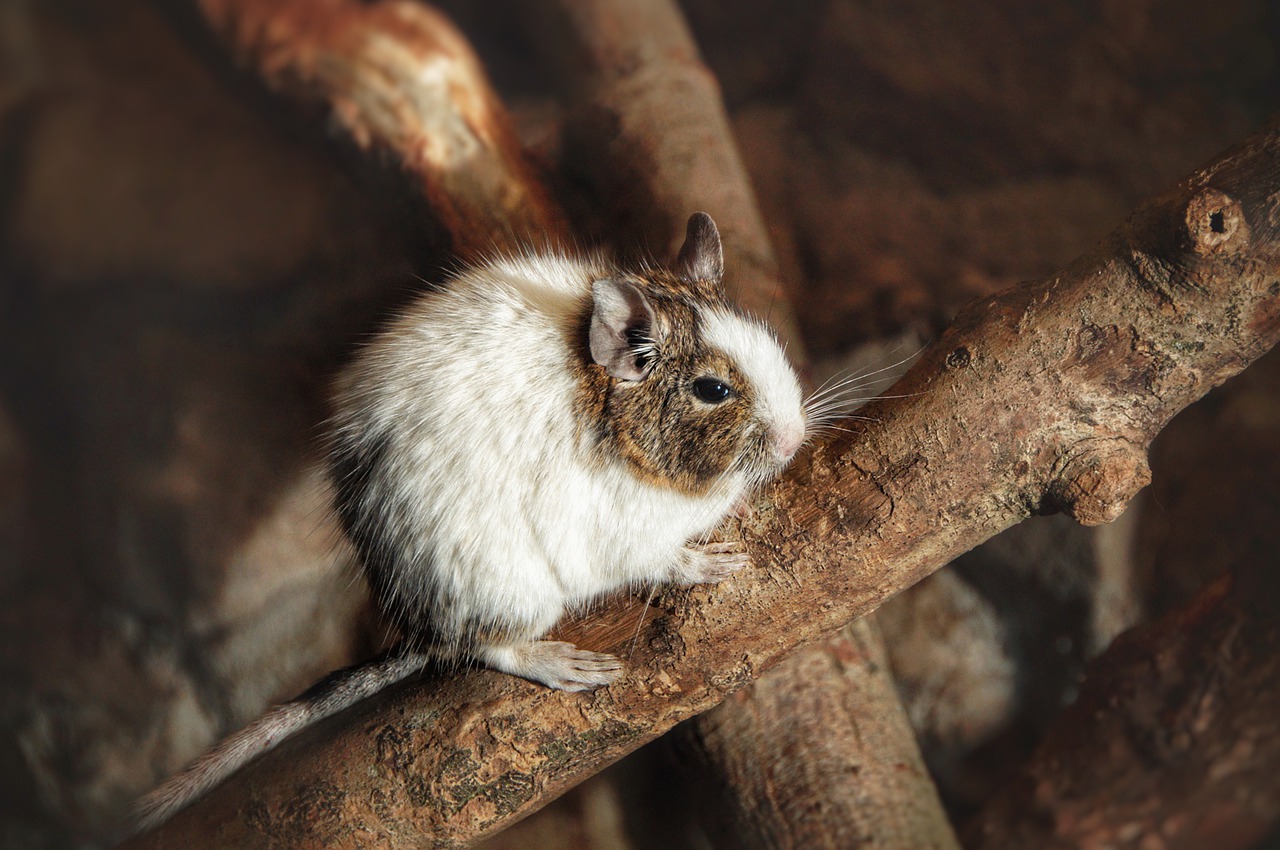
964,566 -> 1280,849
199,0 -> 567,257
677,618 -> 961,850
962,338 -> 1280,849
520,1 -> 958,841
124,117 -> 1280,848
520,0 -> 804,351
519,2 -> 949,842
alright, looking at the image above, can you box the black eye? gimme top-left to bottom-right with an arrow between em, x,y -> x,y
692,377 -> 733,403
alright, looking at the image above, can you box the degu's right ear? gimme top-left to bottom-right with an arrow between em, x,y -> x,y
589,278 -> 658,381
675,211 -> 724,285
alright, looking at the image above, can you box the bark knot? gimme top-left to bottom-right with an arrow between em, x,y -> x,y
945,346 -> 972,370
1183,188 -> 1247,257
1047,440 -> 1152,526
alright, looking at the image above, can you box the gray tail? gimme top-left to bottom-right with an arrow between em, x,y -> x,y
131,649 -> 432,834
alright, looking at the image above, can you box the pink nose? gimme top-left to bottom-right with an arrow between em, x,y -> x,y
770,424 -> 805,462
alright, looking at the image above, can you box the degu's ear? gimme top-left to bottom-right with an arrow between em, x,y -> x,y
589,278 -> 658,381
675,211 -> 724,285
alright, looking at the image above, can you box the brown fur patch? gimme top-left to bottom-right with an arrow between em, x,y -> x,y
569,269 -> 768,495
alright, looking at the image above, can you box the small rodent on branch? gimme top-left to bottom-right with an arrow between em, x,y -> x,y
133,212 -> 808,832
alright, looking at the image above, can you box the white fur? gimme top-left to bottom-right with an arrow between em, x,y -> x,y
132,245 -> 809,833
332,254 -> 774,656
699,305 -> 807,459
335,249 -> 803,675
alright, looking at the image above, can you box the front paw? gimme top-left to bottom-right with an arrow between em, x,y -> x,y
672,540 -> 752,586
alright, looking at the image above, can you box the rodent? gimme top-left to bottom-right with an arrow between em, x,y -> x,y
132,212 -> 808,831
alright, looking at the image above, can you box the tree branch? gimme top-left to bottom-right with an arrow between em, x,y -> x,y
198,0 -> 568,257
520,0 -> 804,351
962,337 -> 1280,849
677,618 -> 961,850
124,114 -> 1280,848
964,566 -> 1280,849
523,2 -> 957,842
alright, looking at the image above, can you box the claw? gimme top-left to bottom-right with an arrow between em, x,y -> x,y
731,495 -> 756,519
672,540 -> 753,586
480,641 -> 622,691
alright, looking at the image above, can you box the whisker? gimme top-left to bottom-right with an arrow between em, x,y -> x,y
849,343 -> 928,380
808,414 -> 880,427
803,342 -> 929,427
809,423 -> 876,435
807,367 -> 854,398
807,343 -> 928,401
806,368 -> 894,396
806,395 -> 880,412
809,377 -> 890,406
802,371 -> 905,406
805,397 -> 881,418
627,584 -> 659,658
805,389 -> 926,418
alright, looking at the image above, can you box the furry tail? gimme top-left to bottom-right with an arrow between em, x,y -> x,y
132,649 -> 431,834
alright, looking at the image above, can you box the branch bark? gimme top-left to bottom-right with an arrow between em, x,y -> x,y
123,113 -> 1280,848
520,0 -> 804,351
677,618 -> 961,850
518,3 -> 951,845
962,338 -> 1280,849
964,566 -> 1280,850
198,0 -> 567,257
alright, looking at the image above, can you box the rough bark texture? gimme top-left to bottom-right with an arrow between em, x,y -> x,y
0,5 -> 421,844
166,3 -> 919,846
962,332 -> 1280,850
678,618 -> 960,850
5,2 -> 1280,848
199,0 -> 567,257
123,119 -> 1280,849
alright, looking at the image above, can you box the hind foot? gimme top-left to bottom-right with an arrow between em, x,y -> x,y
671,540 -> 752,586
479,640 -> 622,692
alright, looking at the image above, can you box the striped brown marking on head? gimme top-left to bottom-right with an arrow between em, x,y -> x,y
568,212 -> 795,494
569,269 -> 766,495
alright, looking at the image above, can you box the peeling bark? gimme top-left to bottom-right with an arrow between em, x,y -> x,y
123,117 -> 1280,849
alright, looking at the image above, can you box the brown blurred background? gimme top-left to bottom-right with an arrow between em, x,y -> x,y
1,1 -> 1278,847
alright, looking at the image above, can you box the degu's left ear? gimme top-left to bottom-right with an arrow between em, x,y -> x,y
675,211 -> 724,285
590,278 -> 659,381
